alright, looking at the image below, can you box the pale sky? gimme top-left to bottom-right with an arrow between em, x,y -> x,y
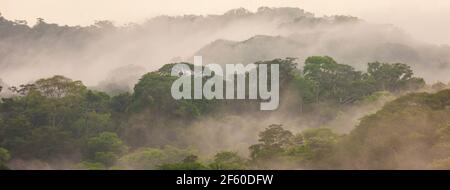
1,0 -> 450,45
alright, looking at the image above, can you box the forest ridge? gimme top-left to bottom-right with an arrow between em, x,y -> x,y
0,7 -> 450,170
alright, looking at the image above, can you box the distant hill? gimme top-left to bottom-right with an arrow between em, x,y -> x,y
195,35 -> 303,65
0,7 -> 449,86
194,29 -> 450,83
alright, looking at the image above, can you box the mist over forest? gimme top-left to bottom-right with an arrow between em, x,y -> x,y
1,7 -> 450,170
1,7 -> 450,87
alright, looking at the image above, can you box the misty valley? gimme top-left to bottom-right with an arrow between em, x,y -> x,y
1,7 -> 450,170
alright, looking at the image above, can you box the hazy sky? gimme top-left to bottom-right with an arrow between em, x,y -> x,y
1,0 -> 450,45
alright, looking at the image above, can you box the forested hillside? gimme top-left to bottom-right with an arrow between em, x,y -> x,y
1,7 -> 450,170
1,55 -> 448,169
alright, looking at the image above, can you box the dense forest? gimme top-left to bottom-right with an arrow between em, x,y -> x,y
1,55 -> 449,169
1,7 -> 450,170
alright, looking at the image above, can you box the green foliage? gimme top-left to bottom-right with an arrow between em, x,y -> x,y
0,147 -> 10,162
33,75 -> 87,98
109,92 -> 131,113
293,75 -> 316,104
131,72 -> 178,112
119,146 -> 195,169
209,151 -> 248,170
249,124 -> 341,169
249,124 -> 295,160
289,128 -> 340,168
0,56 -> 436,170
158,154 -> 208,170
304,56 -> 370,104
0,147 -> 10,170
0,76 -> 115,161
341,90 -> 450,169
357,91 -> 392,103
130,72 -> 210,119
85,132 -> 128,167
367,62 -> 424,92
301,56 -> 424,105
256,57 -> 298,85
